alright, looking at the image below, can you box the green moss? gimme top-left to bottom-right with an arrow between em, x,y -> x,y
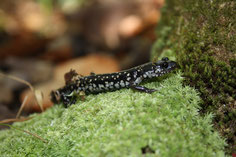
0,73 -> 226,156
152,0 -> 236,154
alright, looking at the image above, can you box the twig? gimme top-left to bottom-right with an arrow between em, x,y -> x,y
16,96 -> 28,118
0,72 -> 44,112
0,123 -> 47,143
0,117 -> 33,123
0,73 -> 34,91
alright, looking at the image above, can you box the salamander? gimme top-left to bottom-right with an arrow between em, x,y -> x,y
51,57 -> 177,107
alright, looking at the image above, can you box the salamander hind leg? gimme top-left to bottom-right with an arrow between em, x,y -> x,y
130,84 -> 157,93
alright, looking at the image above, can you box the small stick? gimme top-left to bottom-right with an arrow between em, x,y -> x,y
16,96 -> 28,118
0,73 -> 34,91
0,117 -> 33,123
0,123 -> 47,143
0,72 -> 44,112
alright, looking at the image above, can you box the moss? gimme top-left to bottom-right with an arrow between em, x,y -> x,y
0,73 -> 227,156
152,0 -> 236,154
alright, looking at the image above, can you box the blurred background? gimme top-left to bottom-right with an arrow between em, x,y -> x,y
0,0 -> 164,125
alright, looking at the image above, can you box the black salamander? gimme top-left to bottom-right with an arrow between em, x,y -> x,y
51,57 -> 177,106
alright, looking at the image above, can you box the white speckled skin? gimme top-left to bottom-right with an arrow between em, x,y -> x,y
51,57 -> 177,106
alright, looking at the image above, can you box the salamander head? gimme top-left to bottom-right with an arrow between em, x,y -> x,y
154,57 -> 177,74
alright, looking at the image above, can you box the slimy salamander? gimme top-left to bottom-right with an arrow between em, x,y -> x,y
51,57 -> 177,107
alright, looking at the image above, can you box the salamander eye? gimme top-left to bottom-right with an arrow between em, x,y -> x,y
162,57 -> 169,61
162,62 -> 169,68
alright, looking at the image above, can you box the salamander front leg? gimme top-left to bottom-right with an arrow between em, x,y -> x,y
61,95 -> 76,107
130,85 -> 157,93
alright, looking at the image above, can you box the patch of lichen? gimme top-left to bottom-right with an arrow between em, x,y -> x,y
152,0 -> 236,154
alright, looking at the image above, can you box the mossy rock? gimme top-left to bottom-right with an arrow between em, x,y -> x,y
0,74 -> 226,156
152,0 -> 236,154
